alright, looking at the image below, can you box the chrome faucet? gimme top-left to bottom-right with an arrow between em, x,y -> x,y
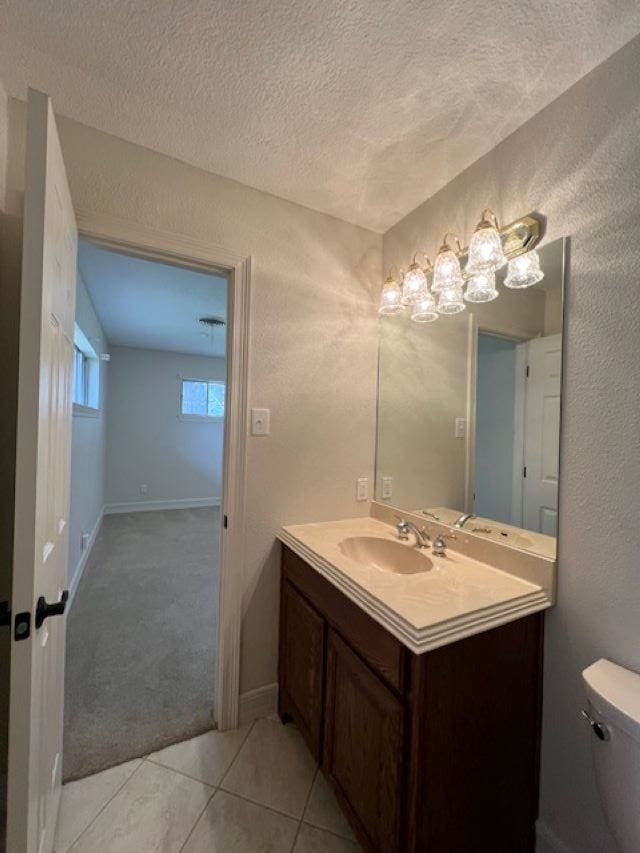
396,519 -> 430,549
453,512 -> 476,530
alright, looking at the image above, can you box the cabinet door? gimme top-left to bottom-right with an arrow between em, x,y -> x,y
324,629 -> 404,852
279,579 -> 325,759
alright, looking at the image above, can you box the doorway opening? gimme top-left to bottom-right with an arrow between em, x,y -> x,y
64,239 -> 228,781
474,329 -> 561,536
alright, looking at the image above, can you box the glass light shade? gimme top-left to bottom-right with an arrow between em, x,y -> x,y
401,263 -> 428,305
378,276 -> 404,315
432,248 -> 463,292
437,284 -> 465,315
465,224 -> 506,274
411,291 -> 438,323
504,250 -> 545,289
464,271 -> 498,303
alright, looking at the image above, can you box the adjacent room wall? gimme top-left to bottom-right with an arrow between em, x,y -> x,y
68,271 -> 109,597
105,346 -> 225,511
383,34 -> 640,853
474,334 -> 518,523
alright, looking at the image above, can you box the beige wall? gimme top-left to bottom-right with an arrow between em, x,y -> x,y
384,35 -> 640,853
4,98 -> 382,700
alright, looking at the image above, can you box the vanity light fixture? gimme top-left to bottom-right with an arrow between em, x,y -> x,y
378,271 -> 404,315
504,249 -> 545,289
432,234 -> 463,292
465,209 -> 507,274
464,270 -> 498,303
378,211 -> 544,325
411,291 -> 439,323
401,253 -> 432,305
437,284 -> 465,314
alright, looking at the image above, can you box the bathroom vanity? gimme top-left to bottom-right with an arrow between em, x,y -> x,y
278,515 -> 554,852
277,233 -> 564,851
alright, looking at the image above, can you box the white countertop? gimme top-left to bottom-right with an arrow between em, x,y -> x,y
278,516 -> 552,654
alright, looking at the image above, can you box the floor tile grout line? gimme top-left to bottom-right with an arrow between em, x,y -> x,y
143,717 -> 256,788
177,785 -> 218,853
289,766 -> 319,851
144,756 -> 222,788
299,766 -> 357,843
300,820 -> 360,845
216,784 -> 310,823
216,718 -> 257,788
64,759 -> 145,850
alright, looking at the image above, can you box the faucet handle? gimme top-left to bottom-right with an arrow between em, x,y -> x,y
432,532 -> 456,556
394,517 -> 410,540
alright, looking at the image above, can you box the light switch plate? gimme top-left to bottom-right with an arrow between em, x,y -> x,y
455,417 -> 466,439
381,476 -> 393,499
356,477 -> 369,501
251,408 -> 271,436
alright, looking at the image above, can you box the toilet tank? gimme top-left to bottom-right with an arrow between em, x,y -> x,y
582,659 -> 640,853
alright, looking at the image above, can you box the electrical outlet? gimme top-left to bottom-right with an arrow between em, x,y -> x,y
140,484 -> 148,494
381,476 -> 393,499
81,532 -> 90,552
356,477 -> 369,501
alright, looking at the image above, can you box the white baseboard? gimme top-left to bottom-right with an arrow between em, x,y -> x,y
104,497 -> 221,515
239,683 -> 278,726
536,820 -> 574,853
68,506 -> 104,605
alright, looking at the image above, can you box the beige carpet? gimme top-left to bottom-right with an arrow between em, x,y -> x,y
63,507 -> 219,782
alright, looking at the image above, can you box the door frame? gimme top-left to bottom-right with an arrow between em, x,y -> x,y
75,209 -> 251,730
466,320 -> 528,517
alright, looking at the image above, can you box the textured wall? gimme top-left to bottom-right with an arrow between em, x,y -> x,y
384,35 -> 640,853
68,272 -> 109,589
105,347 -> 225,507
4,100 -> 382,696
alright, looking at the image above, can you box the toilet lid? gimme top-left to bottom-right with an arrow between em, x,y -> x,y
583,659 -> 640,744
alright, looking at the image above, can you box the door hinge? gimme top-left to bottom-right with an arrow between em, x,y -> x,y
523,466 -> 527,478
223,514 -> 228,529
526,365 -> 530,378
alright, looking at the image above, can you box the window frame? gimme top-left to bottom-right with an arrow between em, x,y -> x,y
72,327 -> 101,417
178,377 -> 226,422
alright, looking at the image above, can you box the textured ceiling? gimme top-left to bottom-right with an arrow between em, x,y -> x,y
78,242 -> 228,358
2,1 -> 640,232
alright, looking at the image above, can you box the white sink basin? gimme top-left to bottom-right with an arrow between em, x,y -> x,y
339,536 -> 433,575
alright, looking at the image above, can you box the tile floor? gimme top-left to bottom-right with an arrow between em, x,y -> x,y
54,717 -> 362,852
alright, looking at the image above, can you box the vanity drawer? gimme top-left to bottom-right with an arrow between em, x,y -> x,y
282,545 -> 407,693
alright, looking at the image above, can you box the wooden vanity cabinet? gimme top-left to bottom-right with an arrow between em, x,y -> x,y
278,545 -> 544,853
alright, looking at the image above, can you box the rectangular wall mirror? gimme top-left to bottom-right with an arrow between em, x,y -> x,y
376,236 -> 566,558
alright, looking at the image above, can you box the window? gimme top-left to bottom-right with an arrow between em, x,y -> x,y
73,346 -> 88,405
73,325 -> 100,412
180,379 -> 225,419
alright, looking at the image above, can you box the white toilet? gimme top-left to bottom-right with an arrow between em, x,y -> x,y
582,658 -> 640,852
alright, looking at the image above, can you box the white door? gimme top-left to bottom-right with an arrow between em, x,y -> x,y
7,90 -> 77,853
522,334 -> 562,535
